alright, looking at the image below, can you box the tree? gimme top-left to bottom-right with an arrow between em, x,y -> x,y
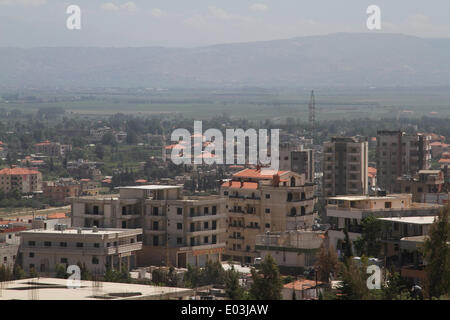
224,266 -> 244,300
13,265 -> 26,280
353,216 -> 383,258
249,254 -> 282,300
29,267 -> 38,278
315,243 -> 340,282
423,206 -> 450,299
55,264 -> 68,279
338,258 -> 371,300
342,228 -> 353,259
0,265 -> 13,282
183,264 -> 202,288
381,270 -> 410,300
95,144 -> 105,160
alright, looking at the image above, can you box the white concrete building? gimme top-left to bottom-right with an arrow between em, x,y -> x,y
19,227 -> 143,275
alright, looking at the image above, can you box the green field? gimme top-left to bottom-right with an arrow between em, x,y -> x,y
1,86 -> 450,122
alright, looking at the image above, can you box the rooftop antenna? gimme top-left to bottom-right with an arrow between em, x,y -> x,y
308,90 -> 316,143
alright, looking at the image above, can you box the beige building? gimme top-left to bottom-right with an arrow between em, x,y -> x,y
325,194 -> 441,252
255,230 -> 324,269
396,169 -> 444,202
0,167 -> 42,194
70,185 -> 227,268
279,143 -> 315,183
377,131 -> 431,192
34,140 -> 72,158
221,168 -> 317,264
19,227 -> 143,275
322,136 -> 369,197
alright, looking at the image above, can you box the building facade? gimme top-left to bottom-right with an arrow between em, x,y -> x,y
19,227 -> 143,275
322,136 -> 369,197
70,185 -> 227,268
377,131 -> 431,192
0,167 -> 42,194
221,168 -> 317,263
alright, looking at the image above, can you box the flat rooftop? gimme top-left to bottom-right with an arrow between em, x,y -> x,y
378,216 -> 437,225
0,278 -> 193,300
20,228 -> 142,236
118,185 -> 182,190
327,194 -> 409,201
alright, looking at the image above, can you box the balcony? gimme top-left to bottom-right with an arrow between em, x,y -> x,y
187,228 -> 226,237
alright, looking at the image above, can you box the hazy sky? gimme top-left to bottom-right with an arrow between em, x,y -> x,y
1,0 -> 450,47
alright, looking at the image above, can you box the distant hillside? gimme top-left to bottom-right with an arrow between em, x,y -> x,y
1,33 -> 450,89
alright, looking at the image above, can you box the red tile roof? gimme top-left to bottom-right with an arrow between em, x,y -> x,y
221,181 -> 259,190
35,140 -> 52,146
232,168 -> 289,179
47,212 -> 68,219
283,279 -> 325,290
0,168 -> 40,175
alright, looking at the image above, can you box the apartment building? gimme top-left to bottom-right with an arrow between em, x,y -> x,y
43,178 -> 81,205
377,131 -> 431,192
325,194 -> 441,252
0,167 -> 42,194
221,168 -> 317,264
279,143 -> 315,183
322,136 -> 369,197
34,140 -> 72,158
396,169 -> 444,202
19,226 -> 143,275
70,185 -> 227,268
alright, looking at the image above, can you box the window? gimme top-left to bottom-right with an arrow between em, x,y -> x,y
153,221 -> 159,231
265,223 -> 270,228
61,258 -> 68,264
265,194 -> 270,199
177,208 -> 182,215
212,235 -> 217,244
212,206 -> 217,215
60,242 -> 67,247
177,223 -> 183,230
93,206 -> 99,215
212,220 -> 217,230
224,191 -> 228,196
265,208 -> 270,213
203,222 -> 209,229
94,243 -> 100,248
177,237 -> 183,244
153,236 -> 159,246
28,241 -> 35,246
29,264 -> 35,269
3,257 -> 7,262
76,242 -> 83,248
44,241 -> 52,247
204,236 -> 209,243
204,207 -> 209,214
153,207 -> 159,216
92,257 -> 99,265
29,252 -> 34,258
384,202 -> 392,209
122,221 -> 127,228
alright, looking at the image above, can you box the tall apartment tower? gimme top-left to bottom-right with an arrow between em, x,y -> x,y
322,136 -> 369,197
279,143 -> 315,183
376,131 -> 431,192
